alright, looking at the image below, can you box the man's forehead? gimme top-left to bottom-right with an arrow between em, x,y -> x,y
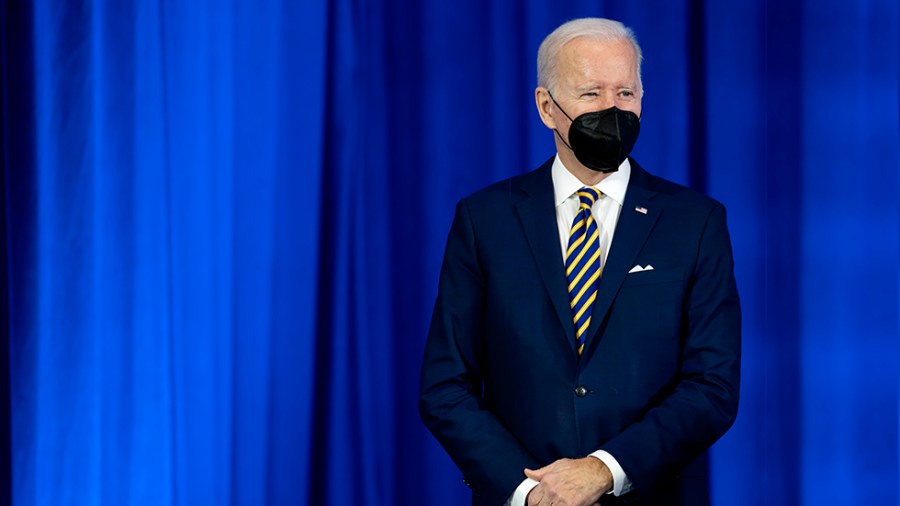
556,37 -> 638,83
558,36 -> 634,61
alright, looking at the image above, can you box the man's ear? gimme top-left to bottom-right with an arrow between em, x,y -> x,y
534,87 -> 557,130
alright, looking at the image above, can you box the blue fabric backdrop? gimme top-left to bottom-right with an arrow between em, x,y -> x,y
2,0 -> 898,505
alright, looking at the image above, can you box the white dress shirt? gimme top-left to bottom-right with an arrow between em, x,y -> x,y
506,156 -> 633,506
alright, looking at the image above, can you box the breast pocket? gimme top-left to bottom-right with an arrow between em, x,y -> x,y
620,265 -> 686,288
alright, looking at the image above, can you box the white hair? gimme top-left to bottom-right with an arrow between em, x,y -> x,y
537,18 -> 644,93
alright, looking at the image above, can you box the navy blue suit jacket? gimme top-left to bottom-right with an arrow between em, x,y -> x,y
420,158 -> 741,505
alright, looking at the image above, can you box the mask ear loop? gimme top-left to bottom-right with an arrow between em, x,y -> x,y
547,91 -> 576,152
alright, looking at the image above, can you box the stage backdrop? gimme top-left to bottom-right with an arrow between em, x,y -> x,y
2,0 -> 898,504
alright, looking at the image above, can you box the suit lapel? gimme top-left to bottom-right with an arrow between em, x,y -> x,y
584,163 -> 661,355
515,163 -> 579,353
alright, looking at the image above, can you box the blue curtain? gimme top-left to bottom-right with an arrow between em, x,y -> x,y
2,0 -> 898,505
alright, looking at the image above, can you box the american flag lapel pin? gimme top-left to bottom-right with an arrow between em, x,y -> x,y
635,206 -> 648,215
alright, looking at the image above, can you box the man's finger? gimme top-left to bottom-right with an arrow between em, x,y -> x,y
524,467 -> 544,480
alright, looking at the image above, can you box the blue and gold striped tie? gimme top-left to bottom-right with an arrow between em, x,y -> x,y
565,187 -> 602,356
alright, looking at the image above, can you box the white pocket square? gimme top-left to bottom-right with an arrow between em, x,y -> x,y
628,264 -> 654,274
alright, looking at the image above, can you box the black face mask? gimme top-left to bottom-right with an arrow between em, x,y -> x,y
549,93 -> 641,173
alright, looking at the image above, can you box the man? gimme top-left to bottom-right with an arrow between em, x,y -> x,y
420,18 -> 740,506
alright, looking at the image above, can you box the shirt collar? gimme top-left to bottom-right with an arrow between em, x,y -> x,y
551,155 -> 630,207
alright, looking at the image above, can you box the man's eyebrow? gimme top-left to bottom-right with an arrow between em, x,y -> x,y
573,82 -> 637,92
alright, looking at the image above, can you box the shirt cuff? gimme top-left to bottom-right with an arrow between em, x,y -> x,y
506,477 -> 539,506
590,450 -> 633,496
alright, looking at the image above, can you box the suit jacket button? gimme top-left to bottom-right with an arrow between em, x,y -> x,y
574,385 -> 588,397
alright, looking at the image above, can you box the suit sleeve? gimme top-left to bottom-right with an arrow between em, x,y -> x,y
601,203 -> 741,494
419,199 -> 541,504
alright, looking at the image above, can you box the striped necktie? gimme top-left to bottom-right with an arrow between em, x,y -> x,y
565,187 -> 602,356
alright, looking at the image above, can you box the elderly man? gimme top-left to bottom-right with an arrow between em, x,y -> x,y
420,18 -> 741,506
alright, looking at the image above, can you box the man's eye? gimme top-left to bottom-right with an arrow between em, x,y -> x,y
619,91 -> 634,98
582,92 -> 598,98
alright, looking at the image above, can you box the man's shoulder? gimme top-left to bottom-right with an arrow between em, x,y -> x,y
455,158 -> 726,216
633,161 -> 724,214
460,158 -> 554,208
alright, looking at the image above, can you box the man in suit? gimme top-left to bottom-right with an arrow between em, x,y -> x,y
419,18 -> 740,506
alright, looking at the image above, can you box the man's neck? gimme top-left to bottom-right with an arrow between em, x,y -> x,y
556,149 -> 612,186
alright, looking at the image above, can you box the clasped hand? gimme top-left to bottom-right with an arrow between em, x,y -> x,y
524,457 -> 612,506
